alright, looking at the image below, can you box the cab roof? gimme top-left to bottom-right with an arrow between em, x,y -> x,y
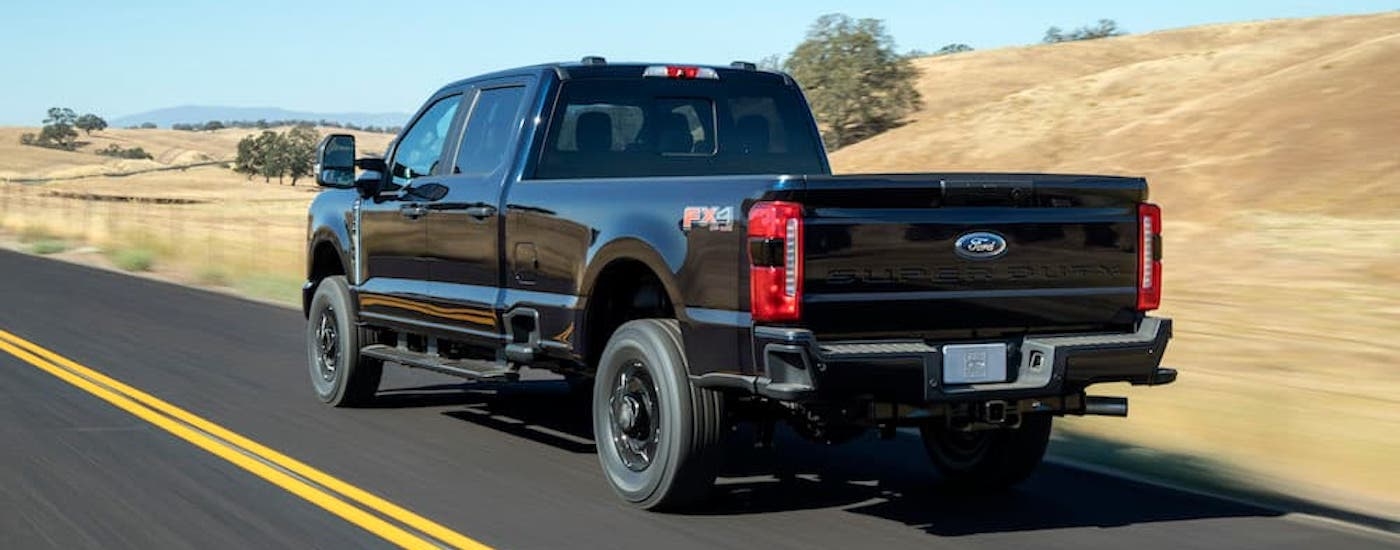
436,58 -> 793,93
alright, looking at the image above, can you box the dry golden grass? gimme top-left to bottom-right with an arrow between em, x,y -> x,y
0,126 -> 391,301
831,12 -> 1400,514
0,175 -> 309,301
835,13 -> 1400,218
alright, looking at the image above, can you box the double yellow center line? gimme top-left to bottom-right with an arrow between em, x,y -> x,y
0,329 -> 490,550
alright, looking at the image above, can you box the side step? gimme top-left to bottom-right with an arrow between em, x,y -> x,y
361,344 -> 518,382
504,343 -> 535,363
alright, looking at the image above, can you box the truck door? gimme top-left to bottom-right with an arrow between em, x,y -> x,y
356,92 -> 464,322
421,82 -> 532,341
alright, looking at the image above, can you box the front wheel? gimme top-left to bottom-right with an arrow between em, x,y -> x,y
306,276 -> 382,407
592,319 -> 726,511
919,413 -> 1053,490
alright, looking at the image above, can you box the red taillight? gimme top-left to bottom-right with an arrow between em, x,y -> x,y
1137,203 -> 1162,311
748,201 -> 803,323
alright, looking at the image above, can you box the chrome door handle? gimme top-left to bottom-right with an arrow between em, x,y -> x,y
399,204 -> 428,219
464,205 -> 497,219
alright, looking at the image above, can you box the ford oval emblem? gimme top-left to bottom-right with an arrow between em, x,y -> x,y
954,232 -> 1008,260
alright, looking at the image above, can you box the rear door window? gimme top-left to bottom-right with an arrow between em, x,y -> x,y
453,86 -> 528,177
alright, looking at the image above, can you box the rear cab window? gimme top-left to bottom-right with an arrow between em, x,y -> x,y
532,73 -> 825,179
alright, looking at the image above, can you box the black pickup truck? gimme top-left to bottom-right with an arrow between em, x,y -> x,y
304,57 -> 1175,510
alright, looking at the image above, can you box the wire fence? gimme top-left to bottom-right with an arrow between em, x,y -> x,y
0,181 -> 306,303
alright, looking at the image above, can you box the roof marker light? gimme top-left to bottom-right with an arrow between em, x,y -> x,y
643,66 -> 719,80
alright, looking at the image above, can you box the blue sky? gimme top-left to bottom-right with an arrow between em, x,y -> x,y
0,0 -> 1393,125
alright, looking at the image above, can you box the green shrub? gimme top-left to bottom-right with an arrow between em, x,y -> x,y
1044,19 -> 1124,43
934,43 -> 974,55
108,247 -> 156,272
234,273 -> 301,305
28,239 -> 68,255
95,144 -> 154,160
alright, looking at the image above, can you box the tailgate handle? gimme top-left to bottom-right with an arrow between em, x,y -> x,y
943,180 -> 1033,206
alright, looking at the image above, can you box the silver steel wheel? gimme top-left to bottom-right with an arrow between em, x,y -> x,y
314,306 -> 339,383
610,360 -> 660,472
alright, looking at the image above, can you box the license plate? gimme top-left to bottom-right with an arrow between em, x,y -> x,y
942,343 -> 1008,384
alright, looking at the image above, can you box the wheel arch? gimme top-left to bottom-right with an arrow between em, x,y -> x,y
579,239 -> 685,371
304,235 -> 350,316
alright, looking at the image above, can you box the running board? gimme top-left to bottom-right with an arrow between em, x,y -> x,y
360,344 -> 518,382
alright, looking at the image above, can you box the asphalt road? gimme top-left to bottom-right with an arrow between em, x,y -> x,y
0,249 -> 1393,549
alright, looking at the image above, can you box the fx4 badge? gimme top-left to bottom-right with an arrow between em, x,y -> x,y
681,206 -> 734,233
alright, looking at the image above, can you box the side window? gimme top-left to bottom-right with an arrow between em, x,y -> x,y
453,86 -> 527,176
391,95 -> 461,185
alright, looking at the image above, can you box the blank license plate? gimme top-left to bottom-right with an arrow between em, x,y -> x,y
942,343 -> 1008,384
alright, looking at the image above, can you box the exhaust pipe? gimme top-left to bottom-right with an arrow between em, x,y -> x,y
1084,396 -> 1128,417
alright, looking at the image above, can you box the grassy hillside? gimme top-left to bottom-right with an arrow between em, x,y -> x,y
0,126 -> 394,181
833,12 -> 1400,514
832,12 -> 1400,218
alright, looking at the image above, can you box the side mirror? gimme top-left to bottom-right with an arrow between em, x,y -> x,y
314,134 -> 356,188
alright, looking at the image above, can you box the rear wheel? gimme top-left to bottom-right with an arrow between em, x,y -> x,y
592,319 -> 725,511
919,414 -> 1053,490
306,276 -> 382,407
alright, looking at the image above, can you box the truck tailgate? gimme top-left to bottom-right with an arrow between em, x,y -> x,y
797,174 -> 1145,340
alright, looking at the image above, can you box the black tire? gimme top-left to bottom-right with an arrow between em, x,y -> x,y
919,413 -> 1053,490
592,319 -> 725,511
306,276 -> 382,407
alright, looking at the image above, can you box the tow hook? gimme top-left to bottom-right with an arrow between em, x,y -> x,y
949,400 -> 1023,431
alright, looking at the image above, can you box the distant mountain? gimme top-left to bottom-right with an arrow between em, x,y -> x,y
111,106 -> 410,129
